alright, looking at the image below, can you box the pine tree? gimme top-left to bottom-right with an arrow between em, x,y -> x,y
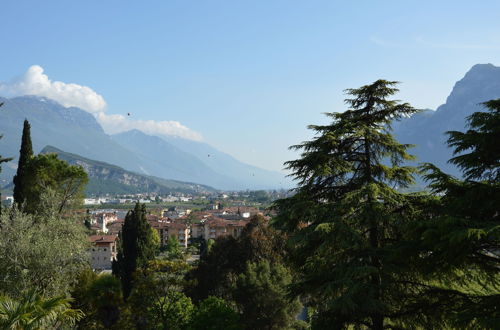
113,203 -> 157,299
418,99 -> 500,328
273,80 -> 431,329
13,119 -> 34,207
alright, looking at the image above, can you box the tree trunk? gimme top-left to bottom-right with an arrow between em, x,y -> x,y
364,127 -> 384,330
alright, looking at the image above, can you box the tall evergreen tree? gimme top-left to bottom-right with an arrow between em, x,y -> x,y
0,103 -> 13,215
417,99 -> 500,328
13,119 -> 34,207
113,203 -> 157,299
273,80 -> 432,329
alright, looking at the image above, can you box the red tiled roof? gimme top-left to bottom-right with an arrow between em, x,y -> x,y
149,221 -> 170,229
206,218 -> 249,228
89,235 -> 117,243
166,222 -> 188,229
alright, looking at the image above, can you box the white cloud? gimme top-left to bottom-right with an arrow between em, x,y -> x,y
0,65 -> 203,141
0,65 -> 106,113
96,113 -> 203,141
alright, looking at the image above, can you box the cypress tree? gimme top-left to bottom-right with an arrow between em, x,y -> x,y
273,80 -> 432,329
13,119 -> 34,207
0,153 -> 10,215
113,203 -> 156,299
0,103 -> 14,215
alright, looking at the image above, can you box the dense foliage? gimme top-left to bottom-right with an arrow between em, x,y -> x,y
0,103 -> 13,215
189,215 -> 286,302
23,154 -> 88,214
188,215 -> 303,329
273,80 -> 432,329
0,290 -> 83,329
71,271 -> 127,329
0,197 -> 89,299
13,119 -> 34,208
189,296 -> 241,330
113,203 -> 159,298
1,83 -> 498,329
412,99 -> 500,328
233,260 -> 301,330
128,259 -> 194,329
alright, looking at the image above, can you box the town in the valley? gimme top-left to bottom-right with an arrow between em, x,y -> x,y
2,189 -> 285,270
3,190 -> 286,272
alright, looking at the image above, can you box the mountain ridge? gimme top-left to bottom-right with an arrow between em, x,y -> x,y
0,95 -> 289,190
2,63 -> 499,190
40,145 -> 217,195
393,63 -> 500,177
111,129 -> 291,190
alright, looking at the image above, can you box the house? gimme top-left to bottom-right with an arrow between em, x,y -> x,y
191,222 -> 206,240
189,218 -> 248,241
150,221 -> 190,248
94,212 -> 118,225
167,222 -> 190,247
89,235 -> 118,270
149,221 -> 170,246
204,219 -> 247,240
106,219 -> 124,236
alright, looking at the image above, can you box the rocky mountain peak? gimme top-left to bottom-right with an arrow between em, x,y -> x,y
443,63 -> 500,111
393,63 -> 500,180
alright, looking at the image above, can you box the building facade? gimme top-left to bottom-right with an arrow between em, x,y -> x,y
89,235 -> 118,270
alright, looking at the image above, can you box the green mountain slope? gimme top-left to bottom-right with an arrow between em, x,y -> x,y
40,146 -> 217,196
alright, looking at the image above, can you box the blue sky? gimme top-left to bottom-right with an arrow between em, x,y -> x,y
1,1 -> 499,172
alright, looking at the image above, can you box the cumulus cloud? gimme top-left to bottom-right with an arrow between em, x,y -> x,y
96,113 -> 203,141
0,65 -> 202,141
0,65 -> 106,113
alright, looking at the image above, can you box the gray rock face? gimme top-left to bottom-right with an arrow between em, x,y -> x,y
393,63 -> 500,178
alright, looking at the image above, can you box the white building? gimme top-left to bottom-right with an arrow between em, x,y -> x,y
89,235 -> 118,270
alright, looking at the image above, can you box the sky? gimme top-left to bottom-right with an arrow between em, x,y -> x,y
1,1 -> 500,172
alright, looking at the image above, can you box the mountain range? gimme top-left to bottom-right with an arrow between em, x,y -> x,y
1,63 -> 499,192
39,146 -> 216,195
0,96 -> 289,190
393,63 -> 500,178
